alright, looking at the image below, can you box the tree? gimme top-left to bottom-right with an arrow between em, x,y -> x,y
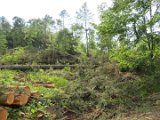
59,9 -> 69,29
43,15 -> 55,33
0,16 -> 11,49
0,31 -> 7,50
26,15 -> 55,49
71,23 -> 83,40
55,28 -> 78,54
55,19 -> 62,31
43,15 -> 55,46
11,16 -> 26,48
0,16 -> 11,35
76,2 -> 93,56
88,29 -> 96,50
98,0 -> 160,70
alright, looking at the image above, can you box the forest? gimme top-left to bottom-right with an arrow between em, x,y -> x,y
0,0 -> 160,119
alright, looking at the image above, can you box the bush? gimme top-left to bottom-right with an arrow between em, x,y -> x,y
110,45 -> 151,72
0,47 -> 25,64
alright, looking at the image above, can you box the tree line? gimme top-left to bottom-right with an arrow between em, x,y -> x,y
0,2 -> 96,56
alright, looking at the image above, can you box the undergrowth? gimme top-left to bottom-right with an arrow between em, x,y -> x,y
1,61 -> 160,120
51,62 -> 160,119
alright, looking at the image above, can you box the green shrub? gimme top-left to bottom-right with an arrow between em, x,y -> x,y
0,70 -> 18,85
0,47 -> 25,64
111,45 -> 151,72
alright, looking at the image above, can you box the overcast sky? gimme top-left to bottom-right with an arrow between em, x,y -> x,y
0,0 -> 112,23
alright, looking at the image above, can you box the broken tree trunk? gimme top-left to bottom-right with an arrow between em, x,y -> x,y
13,94 -> 29,106
0,92 -> 14,105
0,107 -> 8,120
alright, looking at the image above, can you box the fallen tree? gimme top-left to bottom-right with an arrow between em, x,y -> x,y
33,81 -> 55,88
0,64 -> 97,70
0,65 -> 75,70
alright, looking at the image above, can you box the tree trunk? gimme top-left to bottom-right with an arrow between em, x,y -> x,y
85,29 -> 89,56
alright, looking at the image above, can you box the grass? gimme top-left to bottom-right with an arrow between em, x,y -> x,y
0,70 -> 18,85
27,69 -> 68,87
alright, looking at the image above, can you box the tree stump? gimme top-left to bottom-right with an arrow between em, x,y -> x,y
13,94 -> 29,106
0,92 -> 14,105
0,107 -> 8,120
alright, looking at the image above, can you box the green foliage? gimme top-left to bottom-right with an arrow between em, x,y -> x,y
25,15 -> 55,49
0,47 -> 25,64
0,16 -> 11,49
8,98 -> 53,120
98,0 -> 160,72
0,70 -> 18,85
11,16 -> 27,48
30,86 -> 61,98
55,28 -> 78,54
27,69 -> 68,87
110,43 -> 151,72
0,31 -> 7,50
51,62 -> 160,119
0,13 -> 98,59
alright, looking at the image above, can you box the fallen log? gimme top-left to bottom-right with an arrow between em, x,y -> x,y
34,84 -> 55,88
43,84 -> 55,88
13,94 -> 29,106
0,64 -> 94,70
0,92 -> 14,105
34,81 -> 52,84
33,81 -> 55,88
31,91 -> 40,98
0,65 -> 76,70
0,107 -> 8,120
